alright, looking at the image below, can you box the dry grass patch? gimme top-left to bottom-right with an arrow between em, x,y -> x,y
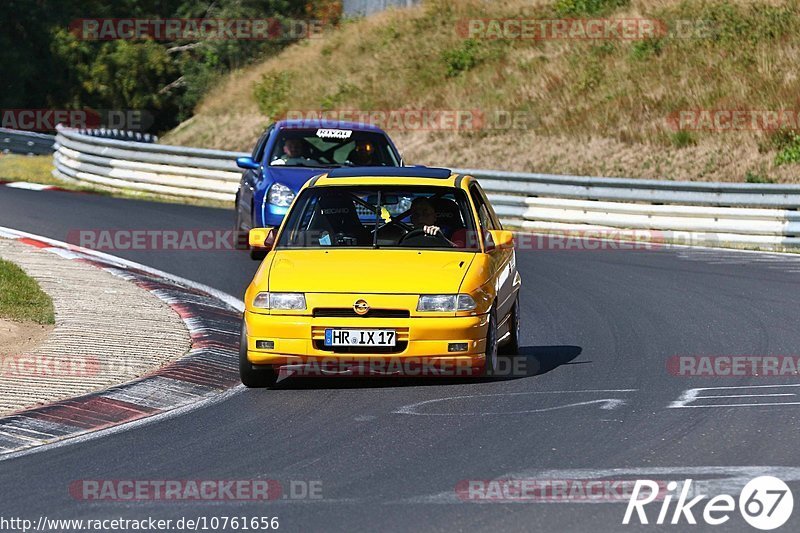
0,154 -> 229,208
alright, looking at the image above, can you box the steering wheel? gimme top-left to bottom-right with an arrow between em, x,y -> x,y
371,219 -> 411,235
398,228 -> 452,247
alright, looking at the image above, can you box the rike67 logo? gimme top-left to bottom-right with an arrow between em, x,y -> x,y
624,476 -> 793,530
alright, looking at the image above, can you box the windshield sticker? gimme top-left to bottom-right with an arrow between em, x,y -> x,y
316,128 -> 352,139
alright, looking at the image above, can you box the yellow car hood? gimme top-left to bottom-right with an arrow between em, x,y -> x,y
267,249 -> 476,294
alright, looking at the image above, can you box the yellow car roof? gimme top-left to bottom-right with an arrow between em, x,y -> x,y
309,167 -> 467,188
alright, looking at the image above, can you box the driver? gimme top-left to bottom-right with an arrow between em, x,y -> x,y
410,197 -> 442,237
409,197 -> 466,247
273,138 -> 314,166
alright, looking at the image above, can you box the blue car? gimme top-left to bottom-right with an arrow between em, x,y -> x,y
235,120 -> 403,258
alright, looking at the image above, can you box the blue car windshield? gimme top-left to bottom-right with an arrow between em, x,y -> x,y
277,186 -> 480,251
269,129 -> 399,168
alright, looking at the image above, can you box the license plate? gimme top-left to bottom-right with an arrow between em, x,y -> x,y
324,329 -> 396,347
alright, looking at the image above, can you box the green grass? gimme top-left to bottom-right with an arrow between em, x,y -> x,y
0,259 -> 55,324
554,0 -> 629,16
670,131 -> 696,149
774,133 -> 800,166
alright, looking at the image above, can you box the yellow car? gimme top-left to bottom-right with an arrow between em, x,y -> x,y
240,166 -> 521,387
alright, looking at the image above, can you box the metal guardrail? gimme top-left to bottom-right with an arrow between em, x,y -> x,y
51,126 -> 800,248
343,0 -> 421,16
77,129 -> 157,143
53,126 -> 246,201
487,195 -> 800,248
0,128 -> 55,155
454,167 -> 800,209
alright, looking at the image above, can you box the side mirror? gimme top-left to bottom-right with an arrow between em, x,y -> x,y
249,227 -> 276,250
485,230 -> 514,253
236,157 -> 260,171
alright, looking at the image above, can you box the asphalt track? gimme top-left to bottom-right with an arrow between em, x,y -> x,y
2,186 -> 800,532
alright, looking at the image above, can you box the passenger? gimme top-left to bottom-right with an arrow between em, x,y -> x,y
347,140 -> 376,166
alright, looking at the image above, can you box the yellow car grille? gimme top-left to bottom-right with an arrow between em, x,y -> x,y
312,308 -> 410,319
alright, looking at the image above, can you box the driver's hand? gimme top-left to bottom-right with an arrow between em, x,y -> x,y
423,225 -> 441,236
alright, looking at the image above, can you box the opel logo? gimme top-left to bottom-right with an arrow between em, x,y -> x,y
353,299 -> 370,315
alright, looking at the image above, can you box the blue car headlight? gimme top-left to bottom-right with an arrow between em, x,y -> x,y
268,183 -> 295,207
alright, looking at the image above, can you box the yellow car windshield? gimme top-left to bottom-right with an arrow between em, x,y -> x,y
276,186 -> 480,251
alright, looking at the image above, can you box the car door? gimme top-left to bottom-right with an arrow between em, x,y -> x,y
238,128 -> 271,229
469,182 -> 516,322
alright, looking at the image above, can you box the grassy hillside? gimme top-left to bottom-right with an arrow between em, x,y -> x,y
163,0 -> 800,183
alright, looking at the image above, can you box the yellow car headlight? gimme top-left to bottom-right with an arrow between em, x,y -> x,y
253,292 -> 306,310
417,294 -> 476,312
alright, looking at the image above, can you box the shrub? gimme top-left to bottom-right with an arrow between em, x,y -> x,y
442,39 -> 483,77
320,82 -> 358,110
253,72 -> 293,117
745,171 -> 774,183
631,38 -> 665,60
775,133 -> 800,166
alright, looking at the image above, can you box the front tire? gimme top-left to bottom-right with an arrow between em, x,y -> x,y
481,305 -> 499,377
234,196 -> 249,251
499,292 -> 520,356
239,322 -> 278,388
234,199 -> 266,260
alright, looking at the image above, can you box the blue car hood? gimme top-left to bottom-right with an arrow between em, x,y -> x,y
264,166 -> 325,191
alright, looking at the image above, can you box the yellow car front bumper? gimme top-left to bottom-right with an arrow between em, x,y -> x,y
244,310 -> 489,373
